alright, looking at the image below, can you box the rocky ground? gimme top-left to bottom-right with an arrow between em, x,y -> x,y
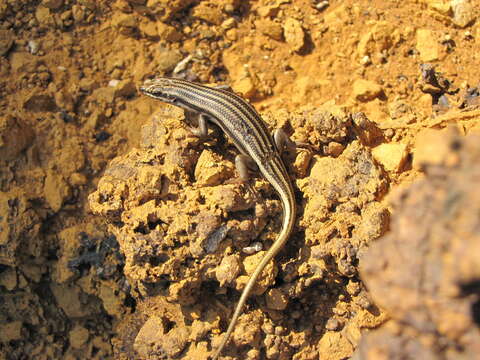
0,0 -> 479,359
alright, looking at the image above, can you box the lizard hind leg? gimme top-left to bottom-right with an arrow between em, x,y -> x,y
234,154 -> 259,199
274,128 -> 316,155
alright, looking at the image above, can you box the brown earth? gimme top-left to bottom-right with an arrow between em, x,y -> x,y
1,0 -> 479,359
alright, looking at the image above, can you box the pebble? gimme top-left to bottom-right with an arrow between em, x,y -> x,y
283,17 -> 305,52
371,142 -> 408,173
255,19 -> 283,41
352,79 -> 383,102
325,318 -> 342,331
315,1 -> 329,11
451,0 -> 476,28
27,40 -> 40,54
416,29 -> 439,62
69,325 -> 89,349
42,0 -> 64,10
0,29 -> 14,56
242,241 -> 263,255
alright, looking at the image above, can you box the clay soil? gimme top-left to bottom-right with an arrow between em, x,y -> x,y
1,0 -> 479,359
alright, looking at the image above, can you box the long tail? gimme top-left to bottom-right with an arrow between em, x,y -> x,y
211,194 -> 295,360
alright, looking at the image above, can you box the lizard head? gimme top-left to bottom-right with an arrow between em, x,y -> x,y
139,77 -> 180,103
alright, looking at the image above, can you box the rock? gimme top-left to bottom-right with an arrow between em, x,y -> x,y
0,321 -> 23,342
371,143 -> 408,172
50,283 -> 90,318
155,47 -> 182,72
451,0 -> 477,27
42,0 -> 64,10
0,268 -> 17,290
265,288 -> 288,310
139,21 -> 157,38
357,21 -> 400,62
36,6 -> 55,26
412,128 -> 451,169
416,29 -> 439,62
146,0 -> 196,20
113,79 -> 136,98
0,29 -> 14,56
44,170 -> 71,212
232,76 -> 256,99
98,283 -> 124,317
318,332 -> 354,360
194,149 -> 233,186
24,93 -> 57,112
255,19 -> 283,41
134,316 -> 189,358
426,0 -> 451,15
69,325 -> 89,349
157,22 -> 182,42
0,116 -> 34,161
215,254 -> 241,286
283,17 -> 305,52
134,316 -> 164,357
192,2 -> 223,25
352,79 -> 383,102
112,13 -> 138,35
239,251 -> 277,296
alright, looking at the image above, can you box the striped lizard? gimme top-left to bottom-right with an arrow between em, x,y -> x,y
140,77 -> 297,359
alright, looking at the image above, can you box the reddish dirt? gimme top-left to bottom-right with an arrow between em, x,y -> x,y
0,0 -> 479,359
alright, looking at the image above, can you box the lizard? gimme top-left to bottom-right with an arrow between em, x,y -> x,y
139,77 -> 297,359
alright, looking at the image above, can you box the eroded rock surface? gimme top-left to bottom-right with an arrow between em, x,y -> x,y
90,105 -> 389,359
357,129 -> 480,359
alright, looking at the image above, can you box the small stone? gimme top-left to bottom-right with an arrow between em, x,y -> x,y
36,6 -> 54,26
412,128 -> 451,169
416,29 -> 439,62
325,142 -> 345,157
265,288 -> 288,310
0,117 -> 34,161
112,13 -> 137,35
0,268 -> 17,290
257,5 -> 280,17
27,40 -> 40,54
0,321 -> 23,342
157,22 -> 182,42
134,316 -> 164,357
255,19 -> 283,41
192,2 -> 223,25
425,0 -> 451,15
69,172 -> 87,186
325,317 -> 342,331
155,47 -> 183,72
0,29 -> 14,56
221,17 -> 236,30
44,170 -> 71,211
315,1 -> 329,11
371,142 -> 408,173
194,150 -> 232,186
451,0 -> 476,28
42,0 -> 64,10
240,251 -> 277,295
283,17 -> 305,52
232,76 -> 256,99
113,79 -> 136,98
139,21 -> 157,38
352,79 -> 383,102
215,254 -> 241,286
24,93 -> 57,112
69,325 -> 89,349
71,4 -> 86,23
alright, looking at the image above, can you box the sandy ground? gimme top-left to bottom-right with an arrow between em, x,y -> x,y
0,0 -> 479,359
